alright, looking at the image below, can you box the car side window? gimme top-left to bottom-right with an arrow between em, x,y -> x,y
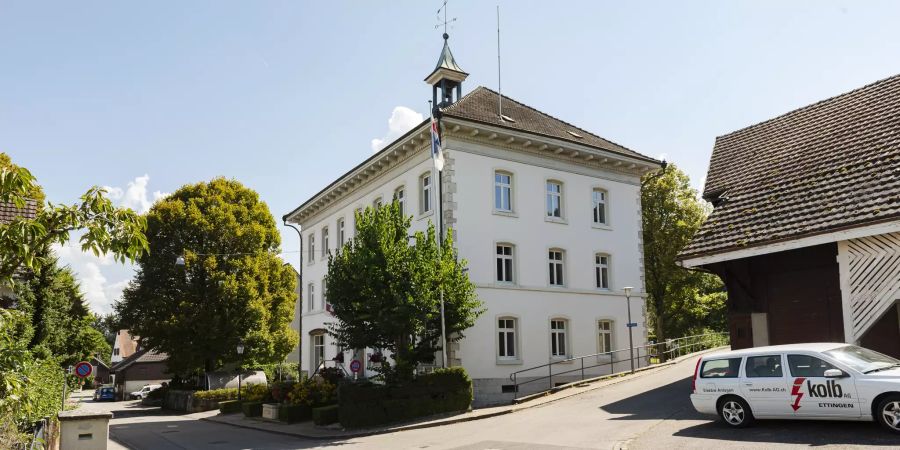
787,354 -> 836,377
746,355 -> 783,378
700,357 -> 742,378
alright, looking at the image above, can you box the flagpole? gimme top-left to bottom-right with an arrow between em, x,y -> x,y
431,102 -> 449,369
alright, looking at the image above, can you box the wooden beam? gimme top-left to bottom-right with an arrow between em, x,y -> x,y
628,163 -> 636,169
523,140 -> 532,148
570,150 -> 579,157
470,129 -> 480,136
600,158 -> 609,164
614,161 -> 623,167
488,133 -> 498,140
554,147 -> 564,154
585,155 -> 595,161
505,137 -> 515,144
538,144 -> 548,151
451,124 -> 460,132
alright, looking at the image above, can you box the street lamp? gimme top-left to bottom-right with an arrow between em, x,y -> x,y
236,341 -> 245,402
623,286 -> 635,373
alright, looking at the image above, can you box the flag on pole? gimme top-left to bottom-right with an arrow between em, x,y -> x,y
431,116 -> 445,172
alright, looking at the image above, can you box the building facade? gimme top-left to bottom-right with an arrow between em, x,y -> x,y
284,36 -> 661,405
680,74 -> 900,359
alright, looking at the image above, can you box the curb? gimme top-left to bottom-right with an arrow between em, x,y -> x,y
200,346 -> 729,440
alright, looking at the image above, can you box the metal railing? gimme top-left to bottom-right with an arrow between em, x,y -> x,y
508,332 -> 728,399
23,417 -> 49,450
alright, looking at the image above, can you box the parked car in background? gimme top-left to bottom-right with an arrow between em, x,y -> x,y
129,384 -> 162,400
691,343 -> 900,433
94,386 -> 115,402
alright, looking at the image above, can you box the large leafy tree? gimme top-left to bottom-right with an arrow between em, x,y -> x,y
326,203 -> 483,382
0,153 -> 148,286
115,178 -> 298,374
641,164 -> 725,346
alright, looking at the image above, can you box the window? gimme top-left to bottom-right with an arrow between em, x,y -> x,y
373,196 -> 383,209
494,171 -> 512,212
595,254 -> 610,289
788,355 -> 837,377
550,319 -> 568,358
548,249 -> 565,286
308,283 -> 315,311
700,358 -> 742,378
113,348 -> 119,356
321,227 -> 329,258
498,318 -> 517,359
394,187 -> 406,216
321,280 -> 327,310
746,355 -> 784,378
337,218 -> 345,247
308,235 -> 315,264
420,174 -> 432,213
496,244 -> 514,283
598,320 -> 613,353
592,189 -> 608,225
546,181 -> 563,218
311,333 -> 325,371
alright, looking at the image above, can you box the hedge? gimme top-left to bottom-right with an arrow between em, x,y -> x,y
338,367 -> 472,428
241,401 -> 263,417
278,404 -> 311,424
312,405 -> 339,426
219,400 -> 243,414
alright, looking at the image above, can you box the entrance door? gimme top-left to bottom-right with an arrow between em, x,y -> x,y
729,314 -> 753,350
786,354 -> 860,417
741,354 -> 793,416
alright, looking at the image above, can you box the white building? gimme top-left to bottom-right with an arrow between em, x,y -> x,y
283,35 -> 661,405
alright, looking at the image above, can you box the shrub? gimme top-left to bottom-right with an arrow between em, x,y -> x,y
193,387 -> 238,402
312,405 -> 339,426
318,367 -> 344,385
254,363 -> 300,382
269,382 -> 296,403
219,400 -> 242,414
242,384 -> 270,402
338,367 -> 472,428
241,401 -> 263,417
277,404 -> 311,424
285,379 -> 336,407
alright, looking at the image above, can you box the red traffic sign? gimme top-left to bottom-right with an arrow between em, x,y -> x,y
349,360 -> 362,373
73,361 -> 93,378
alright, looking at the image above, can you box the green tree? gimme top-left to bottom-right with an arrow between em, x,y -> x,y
115,178 -> 298,374
11,256 -> 111,366
326,203 -> 483,382
641,164 -> 725,345
0,153 -> 148,286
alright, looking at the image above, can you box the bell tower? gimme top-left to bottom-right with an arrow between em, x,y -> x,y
425,33 -> 468,114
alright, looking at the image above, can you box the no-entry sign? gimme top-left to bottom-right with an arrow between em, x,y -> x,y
349,360 -> 361,373
73,361 -> 93,379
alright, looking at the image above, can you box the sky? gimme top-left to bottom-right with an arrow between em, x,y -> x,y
3,0 -> 900,314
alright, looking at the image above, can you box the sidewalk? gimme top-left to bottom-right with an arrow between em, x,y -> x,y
201,347 -> 726,439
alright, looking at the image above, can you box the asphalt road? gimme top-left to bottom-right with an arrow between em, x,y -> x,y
97,354 -> 900,449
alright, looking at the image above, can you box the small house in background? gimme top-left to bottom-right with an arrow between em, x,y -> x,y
0,200 -> 38,300
680,74 -> 900,358
90,356 -> 110,386
109,349 -> 170,399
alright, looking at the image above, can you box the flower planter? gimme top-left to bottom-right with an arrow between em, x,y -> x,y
262,403 -> 280,420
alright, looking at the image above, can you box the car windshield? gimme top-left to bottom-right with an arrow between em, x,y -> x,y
823,345 -> 900,373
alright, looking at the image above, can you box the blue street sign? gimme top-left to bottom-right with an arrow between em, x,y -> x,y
626,322 -> 638,328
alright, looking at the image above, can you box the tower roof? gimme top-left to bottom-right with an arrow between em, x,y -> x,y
425,34 -> 468,84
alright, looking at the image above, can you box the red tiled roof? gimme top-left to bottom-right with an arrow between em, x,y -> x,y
681,74 -> 900,260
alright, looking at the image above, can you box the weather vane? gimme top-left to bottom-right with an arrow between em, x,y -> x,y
435,0 -> 457,35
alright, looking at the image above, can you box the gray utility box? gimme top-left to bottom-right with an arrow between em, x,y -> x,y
58,409 -> 113,450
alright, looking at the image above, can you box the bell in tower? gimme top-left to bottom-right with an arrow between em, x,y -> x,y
424,33 -> 468,114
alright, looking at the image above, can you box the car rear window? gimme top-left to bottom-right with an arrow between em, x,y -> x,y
700,358 -> 742,378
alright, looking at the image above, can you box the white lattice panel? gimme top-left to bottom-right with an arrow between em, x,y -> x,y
845,232 -> 900,339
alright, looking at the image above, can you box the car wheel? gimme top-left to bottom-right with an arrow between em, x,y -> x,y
876,395 -> 900,434
718,396 -> 754,428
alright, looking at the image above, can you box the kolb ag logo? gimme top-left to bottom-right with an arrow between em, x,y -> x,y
790,377 -> 849,411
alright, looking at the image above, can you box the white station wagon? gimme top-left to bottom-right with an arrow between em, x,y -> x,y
690,343 -> 900,433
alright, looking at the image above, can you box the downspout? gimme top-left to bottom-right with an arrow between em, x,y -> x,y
283,219 -> 303,371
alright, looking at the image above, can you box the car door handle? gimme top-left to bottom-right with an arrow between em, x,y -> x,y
744,383 -> 753,386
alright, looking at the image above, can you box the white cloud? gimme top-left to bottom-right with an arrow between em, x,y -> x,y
55,174 -> 167,314
103,174 -> 169,214
370,106 -> 424,152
